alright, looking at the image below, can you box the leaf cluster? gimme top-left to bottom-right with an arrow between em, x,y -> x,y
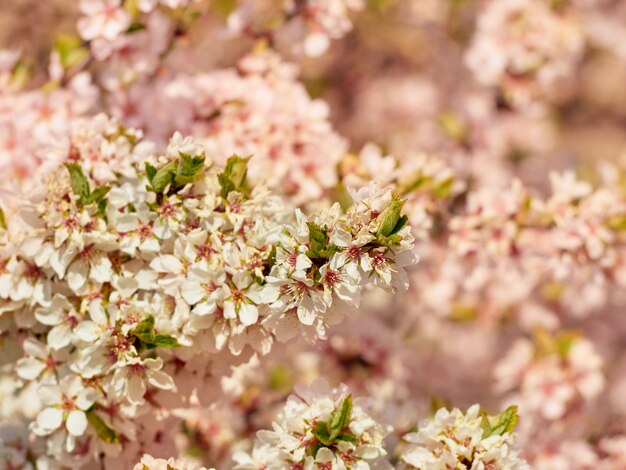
65,163 -> 110,217
131,315 -> 179,349
145,153 -> 206,194
306,222 -> 342,260
309,396 -> 358,456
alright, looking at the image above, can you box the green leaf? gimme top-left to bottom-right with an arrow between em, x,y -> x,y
11,61 -> 30,88
97,198 -> 108,220
174,153 -> 205,186
481,405 -> 519,438
555,331 -> 579,358
218,155 -> 250,198
388,214 -> 408,237
55,34 -> 88,70
376,234 -> 403,246
437,111 -> 468,143
132,315 -> 156,344
145,163 -> 157,182
167,465 -> 176,470
450,302 -> 477,322
606,215 -> 626,232
376,195 -> 405,238
269,364 -> 292,391
65,163 -> 90,202
306,222 -> 329,258
401,174 -> 429,195
307,440 -> 325,458
312,420 -> 333,446
0,207 -> 6,230
153,334 -> 179,348
335,432 -> 359,444
432,177 -> 455,199
211,0 -> 237,18
328,395 -> 352,441
86,410 -> 121,444
429,397 -> 451,417
368,0 -> 395,14
124,0 -> 140,15
85,186 -> 111,205
127,22 -> 146,33
132,316 -> 179,349
319,244 -> 342,258
150,161 -> 178,193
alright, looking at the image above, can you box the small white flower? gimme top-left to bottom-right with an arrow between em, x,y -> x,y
111,356 -> 175,406
33,375 -> 99,449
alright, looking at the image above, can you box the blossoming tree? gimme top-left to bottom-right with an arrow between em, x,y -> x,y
1,0 -> 626,469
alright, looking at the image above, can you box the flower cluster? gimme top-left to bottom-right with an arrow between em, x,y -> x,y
3,0 -> 626,467
495,333 -> 604,421
117,50 -> 347,206
228,0 -> 364,56
465,0 -> 584,106
77,0 -> 200,92
281,0 -> 364,56
234,380 -> 389,469
134,453 -> 213,470
399,405 -> 528,470
0,55 -> 97,209
234,383 -> 529,470
0,114 -> 415,467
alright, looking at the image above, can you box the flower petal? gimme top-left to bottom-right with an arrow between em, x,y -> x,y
66,410 -> 88,436
36,407 -> 63,433
47,324 -> 72,350
239,303 -> 259,326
